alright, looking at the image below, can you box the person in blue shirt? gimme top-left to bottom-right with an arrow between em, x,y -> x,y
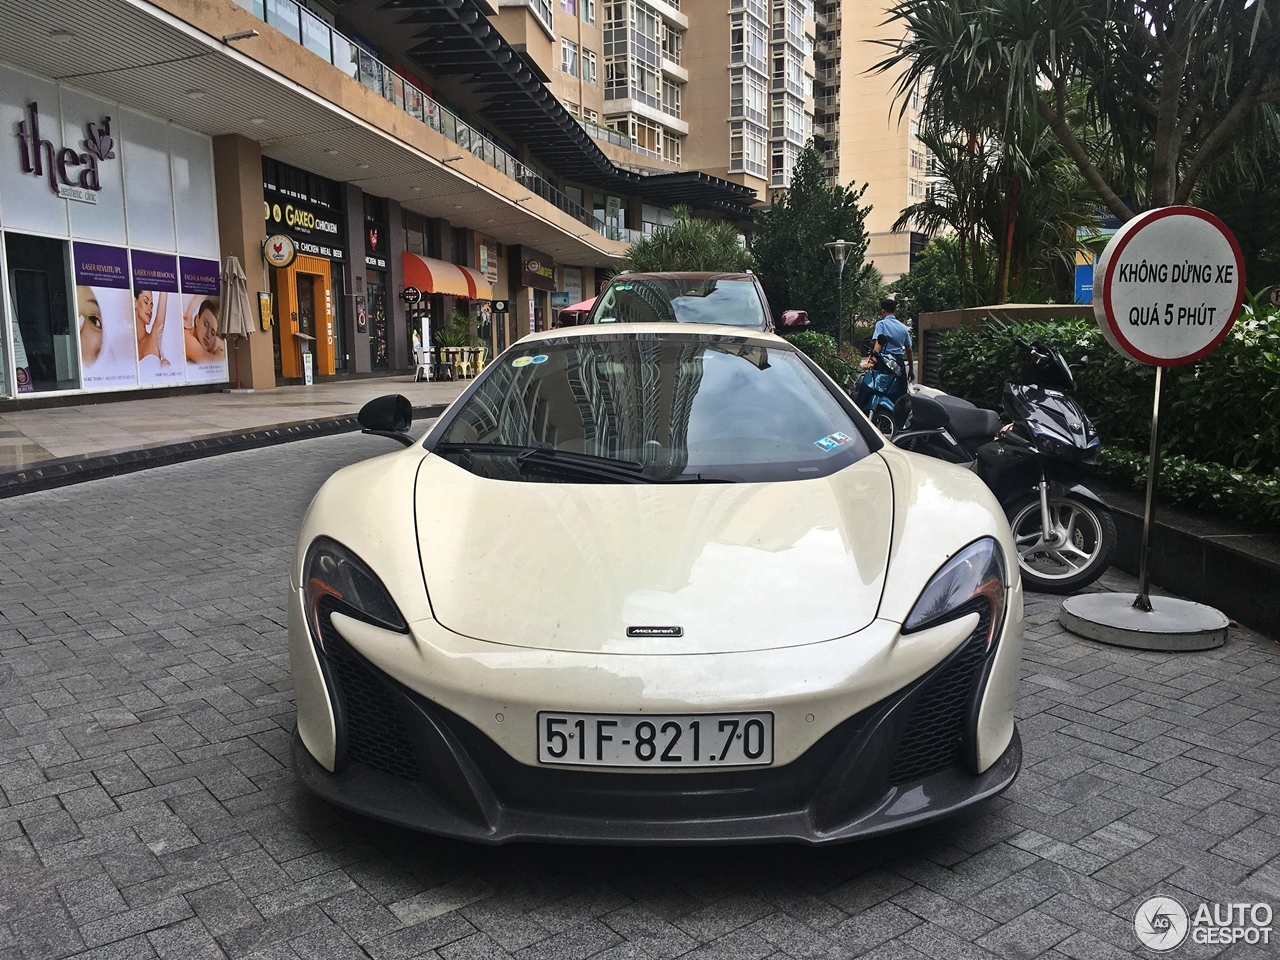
856,299 -> 913,410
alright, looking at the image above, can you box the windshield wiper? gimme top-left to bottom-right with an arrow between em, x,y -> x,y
434,442 -> 650,484
433,443 -> 735,484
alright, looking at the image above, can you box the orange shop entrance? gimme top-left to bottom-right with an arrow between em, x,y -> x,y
272,254 -> 336,379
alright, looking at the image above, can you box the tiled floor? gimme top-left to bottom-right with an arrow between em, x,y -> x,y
0,378 -> 465,468
0,433 -> 1276,959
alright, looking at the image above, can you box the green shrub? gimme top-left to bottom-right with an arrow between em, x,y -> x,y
1098,448 -> 1280,527
937,310 -> 1280,474
784,331 -> 856,382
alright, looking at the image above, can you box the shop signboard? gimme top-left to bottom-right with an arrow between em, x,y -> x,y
521,248 -> 555,291
179,257 -> 229,384
551,292 -> 571,308
130,250 -> 184,385
73,242 -> 136,391
263,190 -> 345,260
263,234 -> 297,269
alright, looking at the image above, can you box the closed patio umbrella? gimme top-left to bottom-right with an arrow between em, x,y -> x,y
219,256 -> 255,389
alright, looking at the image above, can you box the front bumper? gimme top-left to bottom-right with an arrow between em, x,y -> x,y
291,606 -> 1021,845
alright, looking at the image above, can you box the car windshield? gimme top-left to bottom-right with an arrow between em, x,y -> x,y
431,333 -> 871,483
591,277 -> 768,329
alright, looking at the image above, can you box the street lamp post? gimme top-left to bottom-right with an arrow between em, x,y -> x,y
824,239 -> 855,354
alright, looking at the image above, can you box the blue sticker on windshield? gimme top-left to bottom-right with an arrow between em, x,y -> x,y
530,354 -> 548,364
814,432 -> 853,452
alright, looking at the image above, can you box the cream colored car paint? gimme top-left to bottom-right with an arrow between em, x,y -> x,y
413,453 -> 893,654
289,587 -> 337,771
974,575 -> 1025,771
874,444 -> 1019,623
288,323 -> 1025,779
329,609 -> 992,768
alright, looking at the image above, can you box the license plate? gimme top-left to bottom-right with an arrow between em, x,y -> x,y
537,712 -> 773,768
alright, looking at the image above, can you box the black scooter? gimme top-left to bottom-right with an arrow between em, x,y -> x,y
890,339 -> 1116,593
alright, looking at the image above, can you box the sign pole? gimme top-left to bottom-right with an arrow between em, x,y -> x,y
1133,365 -> 1163,612
1058,205 -> 1244,651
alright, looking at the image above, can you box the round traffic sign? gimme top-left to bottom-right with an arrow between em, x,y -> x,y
1094,206 -> 1245,366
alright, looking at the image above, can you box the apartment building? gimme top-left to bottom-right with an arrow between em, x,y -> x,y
813,0 -> 927,282
679,0 -> 816,194
0,0 -> 754,402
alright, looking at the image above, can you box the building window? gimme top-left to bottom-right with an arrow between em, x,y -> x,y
582,0 -> 597,23
561,39 -> 579,76
730,67 -> 767,125
584,107 -> 599,122
633,115 -> 661,154
532,0 -> 554,34
561,0 -> 577,12
909,178 -> 924,198
583,49 -> 597,84
729,120 -> 767,177
663,135 -> 681,164
910,148 -> 923,169
662,79 -> 680,117
605,61 -> 627,100
565,100 -> 581,116
661,24 -> 682,63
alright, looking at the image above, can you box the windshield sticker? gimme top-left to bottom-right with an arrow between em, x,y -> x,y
512,356 -> 533,367
814,432 -> 854,452
530,354 -> 548,364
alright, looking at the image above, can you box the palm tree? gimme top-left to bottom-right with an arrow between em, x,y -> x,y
876,0 -> 1280,221
625,206 -> 752,272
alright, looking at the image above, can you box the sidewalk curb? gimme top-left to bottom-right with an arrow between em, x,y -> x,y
1096,483 -> 1280,641
0,403 -> 447,500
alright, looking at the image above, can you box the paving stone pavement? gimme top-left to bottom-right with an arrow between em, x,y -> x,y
0,432 -> 1278,960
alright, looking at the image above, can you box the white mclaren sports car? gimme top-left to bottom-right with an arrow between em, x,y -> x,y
289,323 -> 1024,844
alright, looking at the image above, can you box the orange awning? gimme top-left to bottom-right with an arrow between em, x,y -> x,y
402,253 -> 493,300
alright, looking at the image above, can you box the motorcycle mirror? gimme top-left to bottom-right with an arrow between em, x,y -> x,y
1071,355 -> 1089,369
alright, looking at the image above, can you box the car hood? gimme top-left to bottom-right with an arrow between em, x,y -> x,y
413,452 -> 894,654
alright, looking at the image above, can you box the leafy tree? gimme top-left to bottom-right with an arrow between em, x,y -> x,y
752,141 -> 875,339
624,205 -> 752,272
890,236 -> 982,315
877,0 -> 1280,221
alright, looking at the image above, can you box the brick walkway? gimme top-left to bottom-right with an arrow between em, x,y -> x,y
0,433 -> 1277,959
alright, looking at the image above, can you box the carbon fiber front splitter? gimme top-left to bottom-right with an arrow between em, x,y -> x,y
290,724 -> 1020,846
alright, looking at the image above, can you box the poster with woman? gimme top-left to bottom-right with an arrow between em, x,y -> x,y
130,251 -> 185,386
73,242 -> 138,390
179,257 -> 228,384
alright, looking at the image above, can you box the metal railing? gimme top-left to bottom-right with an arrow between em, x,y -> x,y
577,116 -> 632,149
236,0 -> 628,242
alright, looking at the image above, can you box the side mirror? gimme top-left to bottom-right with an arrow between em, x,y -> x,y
779,309 -> 810,331
358,394 -> 415,447
1071,355 -> 1089,369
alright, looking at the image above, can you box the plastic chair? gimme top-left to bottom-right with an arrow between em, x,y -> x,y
413,345 -> 432,382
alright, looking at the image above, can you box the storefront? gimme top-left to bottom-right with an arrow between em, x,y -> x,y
0,63 -> 225,398
364,195 -> 390,370
262,159 -> 346,380
508,246 -> 555,340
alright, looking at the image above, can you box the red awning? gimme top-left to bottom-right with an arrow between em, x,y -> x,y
402,253 -> 493,300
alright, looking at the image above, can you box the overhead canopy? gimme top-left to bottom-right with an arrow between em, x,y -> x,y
403,253 -> 493,300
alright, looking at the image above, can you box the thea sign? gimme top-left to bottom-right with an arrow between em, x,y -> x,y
15,102 -> 115,203
1095,206 -> 1245,366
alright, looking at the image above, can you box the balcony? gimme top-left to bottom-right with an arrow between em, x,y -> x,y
235,0 -> 610,238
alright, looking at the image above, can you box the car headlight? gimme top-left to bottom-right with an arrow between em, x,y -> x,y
903,538 -> 1006,648
304,537 -> 407,634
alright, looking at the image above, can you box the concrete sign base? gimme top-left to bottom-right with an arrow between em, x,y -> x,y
1060,592 -> 1228,651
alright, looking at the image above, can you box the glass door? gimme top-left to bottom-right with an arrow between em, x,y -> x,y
4,233 -> 77,393
368,273 -> 388,369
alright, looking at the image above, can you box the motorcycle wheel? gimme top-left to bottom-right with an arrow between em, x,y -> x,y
1005,492 -> 1116,594
870,410 -> 895,436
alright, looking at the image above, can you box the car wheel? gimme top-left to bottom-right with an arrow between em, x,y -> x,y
1005,492 -> 1116,593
